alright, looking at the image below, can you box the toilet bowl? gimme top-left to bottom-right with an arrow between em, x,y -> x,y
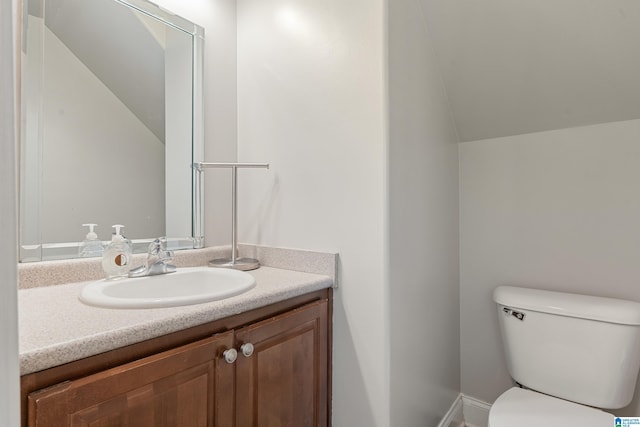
488,387 -> 614,427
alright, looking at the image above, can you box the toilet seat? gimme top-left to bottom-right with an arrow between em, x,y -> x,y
488,387 -> 614,427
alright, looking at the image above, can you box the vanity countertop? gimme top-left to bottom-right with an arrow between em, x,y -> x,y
19,246 -> 337,376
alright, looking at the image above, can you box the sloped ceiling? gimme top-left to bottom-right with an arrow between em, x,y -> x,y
44,0 -> 166,142
421,0 -> 640,142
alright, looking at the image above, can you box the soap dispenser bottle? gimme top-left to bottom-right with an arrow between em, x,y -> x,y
102,224 -> 132,279
78,223 -> 104,258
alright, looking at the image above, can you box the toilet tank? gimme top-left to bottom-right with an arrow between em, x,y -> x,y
493,286 -> 640,409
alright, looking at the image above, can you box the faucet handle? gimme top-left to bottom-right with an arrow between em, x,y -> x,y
147,237 -> 162,254
128,237 -> 175,277
147,237 -> 174,263
148,237 -> 172,255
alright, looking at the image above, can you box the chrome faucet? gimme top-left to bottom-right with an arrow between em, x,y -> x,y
128,237 -> 177,277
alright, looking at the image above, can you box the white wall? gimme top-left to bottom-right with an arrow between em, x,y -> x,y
236,0 -> 388,424
388,0 -> 461,425
460,118 -> 640,416
0,0 -> 20,424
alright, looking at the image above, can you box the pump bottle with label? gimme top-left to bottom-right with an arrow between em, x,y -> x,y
102,224 -> 132,279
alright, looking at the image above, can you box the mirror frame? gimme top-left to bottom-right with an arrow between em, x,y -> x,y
19,0 -> 205,262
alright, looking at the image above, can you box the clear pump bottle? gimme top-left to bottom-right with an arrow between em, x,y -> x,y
78,223 -> 104,258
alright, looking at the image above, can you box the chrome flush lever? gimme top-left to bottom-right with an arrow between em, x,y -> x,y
503,307 -> 526,321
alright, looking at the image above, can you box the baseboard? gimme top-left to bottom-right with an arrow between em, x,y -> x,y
437,394 -> 464,427
461,394 -> 491,427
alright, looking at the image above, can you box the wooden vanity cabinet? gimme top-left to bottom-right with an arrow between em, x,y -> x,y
22,290 -> 331,427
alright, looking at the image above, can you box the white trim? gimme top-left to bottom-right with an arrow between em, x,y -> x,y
438,394 -> 464,427
462,394 -> 492,427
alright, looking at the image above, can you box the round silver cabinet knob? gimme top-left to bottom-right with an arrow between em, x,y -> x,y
223,348 -> 238,364
240,343 -> 254,357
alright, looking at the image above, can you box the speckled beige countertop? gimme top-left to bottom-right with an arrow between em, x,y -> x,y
19,245 -> 337,376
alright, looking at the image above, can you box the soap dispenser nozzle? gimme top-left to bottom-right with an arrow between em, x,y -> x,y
112,224 -> 125,237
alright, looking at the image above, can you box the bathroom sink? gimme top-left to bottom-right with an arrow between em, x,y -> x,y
79,267 -> 256,309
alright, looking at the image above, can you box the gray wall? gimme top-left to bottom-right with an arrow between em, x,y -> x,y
388,0 -> 461,424
459,118 -> 640,416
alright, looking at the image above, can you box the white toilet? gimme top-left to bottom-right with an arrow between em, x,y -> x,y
490,286 -> 640,426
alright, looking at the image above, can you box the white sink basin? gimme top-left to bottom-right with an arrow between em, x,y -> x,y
79,267 -> 256,309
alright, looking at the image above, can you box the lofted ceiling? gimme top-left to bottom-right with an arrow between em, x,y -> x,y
421,0 -> 640,142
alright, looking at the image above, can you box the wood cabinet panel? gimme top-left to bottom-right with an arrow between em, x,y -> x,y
28,332 -> 235,427
235,300 -> 328,427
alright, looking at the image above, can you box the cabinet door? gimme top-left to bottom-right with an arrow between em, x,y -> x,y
27,331 -> 235,427
235,300 -> 328,427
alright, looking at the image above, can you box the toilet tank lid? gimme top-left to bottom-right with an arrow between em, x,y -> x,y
493,286 -> 640,325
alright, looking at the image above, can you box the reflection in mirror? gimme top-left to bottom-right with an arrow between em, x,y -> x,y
20,0 -> 204,261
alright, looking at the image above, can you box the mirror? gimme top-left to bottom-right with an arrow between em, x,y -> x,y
20,0 -> 204,261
